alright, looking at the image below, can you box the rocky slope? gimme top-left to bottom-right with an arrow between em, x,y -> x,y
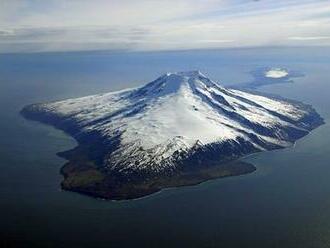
21,71 -> 323,199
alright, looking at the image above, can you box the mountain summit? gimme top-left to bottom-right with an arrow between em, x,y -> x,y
22,71 -> 323,199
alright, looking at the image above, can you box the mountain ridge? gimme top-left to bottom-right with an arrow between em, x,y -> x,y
21,70 -> 324,199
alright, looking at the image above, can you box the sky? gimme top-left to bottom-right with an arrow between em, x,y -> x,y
0,0 -> 330,53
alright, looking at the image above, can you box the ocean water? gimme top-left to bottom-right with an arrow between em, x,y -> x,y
0,47 -> 330,248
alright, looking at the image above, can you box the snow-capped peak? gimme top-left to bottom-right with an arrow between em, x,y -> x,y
133,70 -> 220,99
171,70 -> 203,77
25,71 -> 321,174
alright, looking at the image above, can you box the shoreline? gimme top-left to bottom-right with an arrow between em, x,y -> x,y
20,107 -> 258,200
20,94 -> 325,200
58,147 -> 257,200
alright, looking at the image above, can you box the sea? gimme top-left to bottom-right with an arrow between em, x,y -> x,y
0,47 -> 330,248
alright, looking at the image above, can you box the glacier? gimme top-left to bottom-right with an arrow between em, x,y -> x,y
21,70 -> 323,199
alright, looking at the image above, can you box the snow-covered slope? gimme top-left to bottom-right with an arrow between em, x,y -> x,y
23,71 -> 323,175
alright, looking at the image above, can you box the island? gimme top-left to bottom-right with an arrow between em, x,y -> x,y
21,71 -> 324,200
235,67 -> 304,89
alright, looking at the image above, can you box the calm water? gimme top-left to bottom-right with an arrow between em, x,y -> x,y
1,47 -> 330,248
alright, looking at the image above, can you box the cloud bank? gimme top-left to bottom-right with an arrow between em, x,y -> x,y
1,0 -> 330,53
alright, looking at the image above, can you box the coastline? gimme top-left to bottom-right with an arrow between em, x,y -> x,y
20,106 -> 258,200
20,90 -> 324,200
57,145 -> 256,200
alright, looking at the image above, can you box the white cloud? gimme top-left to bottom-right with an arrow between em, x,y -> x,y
0,29 -> 14,36
288,36 -> 330,41
265,68 -> 289,78
0,0 -> 330,53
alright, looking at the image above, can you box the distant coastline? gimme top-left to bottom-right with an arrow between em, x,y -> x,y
233,67 -> 304,89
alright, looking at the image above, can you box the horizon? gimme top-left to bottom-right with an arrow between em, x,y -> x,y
1,4 -> 330,246
1,0 -> 330,53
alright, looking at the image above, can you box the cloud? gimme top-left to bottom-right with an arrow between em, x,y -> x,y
288,36 -> 330,41
0,0 -> 330,53
0,29 -> 14,36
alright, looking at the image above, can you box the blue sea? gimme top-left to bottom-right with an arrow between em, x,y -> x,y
0,47 -> 330,247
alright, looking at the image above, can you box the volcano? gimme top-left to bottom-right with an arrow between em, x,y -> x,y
21,71 -> 323,199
